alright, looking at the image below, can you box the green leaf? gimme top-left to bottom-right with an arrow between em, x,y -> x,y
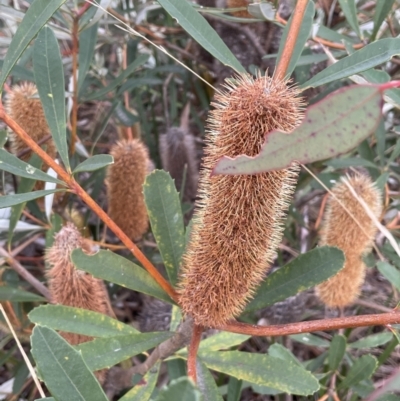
155,377 -> 202,401
33,27 -> 69,171
0,149 -> 63,184
301,38 -> 400,89
371,0 -> 396,41
289,334 -> 330,347
377,262 -> 400,291
276,1 -> 314,77
118,362 -> 160,401
35,398 -> 56,401
31,326 -> 108,401
328,335 -> 346,371
157,0 -> 245,73
200,351 -> 319,396
0,0 -> 66,90
0,190 -> 62,208
29,305 -> 138,338
338,0 -> 361,38
213,85 -> 382,175
245,247 -> 344,312
78,23 -> 98,97
268,344 -> 302,367
325,157 -> 380,170
0,287 -> 45,302
73,155 -> 114,174
143,170 -> 185,285
338,355 -> 377,389
197,359 -> 224,401
349,332 -> 393,349
71,249 -> 173,304
77,332 -> 173,371
84,54 -> 149,101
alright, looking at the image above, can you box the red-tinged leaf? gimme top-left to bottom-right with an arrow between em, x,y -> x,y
212,84 -> 387,176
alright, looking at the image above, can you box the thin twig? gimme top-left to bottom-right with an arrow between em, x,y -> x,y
218,312 -> 400,336
274,0 -> 309,81
187,324 -> 203,383
0,106 -> 178,302
16,134 -> 52,159
0,247 -> 51,300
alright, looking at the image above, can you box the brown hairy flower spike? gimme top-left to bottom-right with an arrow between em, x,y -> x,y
159,127 -> 198,202
46,223 -> 112,383
178,74 -> 304,327
106,139 -> 149,240
5,82 -> 56,162
316,175 -> 382,308
227,0 -> 253,18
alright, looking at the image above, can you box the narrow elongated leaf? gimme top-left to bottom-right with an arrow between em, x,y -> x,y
328,335 -> 346,371
377,262 -> 400,291
0,0 -> 66,89
289,334 -> 330,347
71,249 -> 173,304
0,149 -> 63,184
214,85 -> 382,175
0,287 -> 45,302
143,171 -> 185,285
73,155 -> 114,173
33,27 -> 69,171
157,0 -> 245,73
371,0 -> 396,41
155,377 -> 202,401
325,157 -> 379,170
349,332 -> 393,349
197,359 -> 224,401
84,54 -> 149,101
29,305 -> 138,337
118,362 -> 160,401
31,326 -> 108,401
268,344 -> 302,367
301,38 -> 400,89
245,247 -> 344,312
0,190 -> 62,208
338,0 -> 361,38
200,351 -> 319,396
338,355 -> 377,389
76,332 -> 172,371
276,1 -> 314,76
77,23 -> 98,97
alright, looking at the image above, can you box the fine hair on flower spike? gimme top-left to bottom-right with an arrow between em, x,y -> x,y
316,174 -> 383,308
106,138 -> 150,241
178,73 -> 304,327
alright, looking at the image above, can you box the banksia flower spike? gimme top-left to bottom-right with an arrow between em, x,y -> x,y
178,74 -> 304,327
106,139 -> 150,241
46,223 -> 113,383
159,127 -> 198,203
316,174 -> 382,308
5,82 -> 56,162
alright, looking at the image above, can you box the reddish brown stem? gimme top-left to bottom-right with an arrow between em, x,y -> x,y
0,108 -> 178,302
218,312 -> 400,336
76,1 -> 92,18
70,16 -> 79,154
274,0 -> 309,81
187,325 -> 203,383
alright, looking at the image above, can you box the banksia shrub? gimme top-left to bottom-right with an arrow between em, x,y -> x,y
106,139 -> 150,240
178,74 -> 304,327
5,82 -> 56,162
159,127 -> 198,202
46,223 -> 112,383
316,175 -> 382,308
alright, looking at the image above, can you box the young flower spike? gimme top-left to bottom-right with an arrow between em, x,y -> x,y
316,174 -> 382,308
5,82 -> 56,161
106,139 -> 150,241
46,223 -> 113,383
159,126 -> 198,203
178,74 -> 304,327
